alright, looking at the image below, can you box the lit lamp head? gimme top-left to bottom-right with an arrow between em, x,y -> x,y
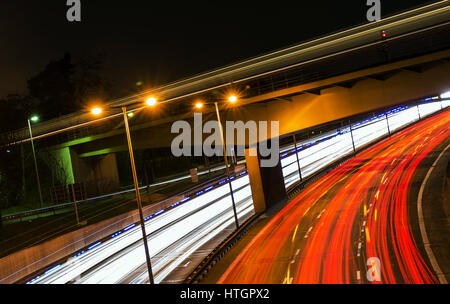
195,102 -> 204,110
91,107 -> 103,116
30,115 -> 40,123
228,95 -> 238,104
146,97 -> 157,107
127,111 -> 134,118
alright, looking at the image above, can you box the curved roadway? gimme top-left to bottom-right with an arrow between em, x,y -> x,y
219,110 -> 449,284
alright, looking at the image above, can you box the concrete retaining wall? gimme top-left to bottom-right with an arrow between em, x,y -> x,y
0,194 -> 183,284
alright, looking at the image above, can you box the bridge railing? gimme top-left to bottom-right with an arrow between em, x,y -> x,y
0,159 -> 234,224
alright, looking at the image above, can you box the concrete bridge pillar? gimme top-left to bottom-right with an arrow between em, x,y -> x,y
245,147 -> 287,213
51,147 -> 120,197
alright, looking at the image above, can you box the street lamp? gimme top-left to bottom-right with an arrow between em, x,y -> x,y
195,102 -> 204,110
91,107 -> 103,116
214,101 -> 239,229
28,115 -> 44,208
91,102 -> 156,284
146,97 -> 157,107
194,96 -> 240,230
121,106 -> 155,284
228,95 -> 238,104
226,95 -> 239,165
30,115 -> 40,122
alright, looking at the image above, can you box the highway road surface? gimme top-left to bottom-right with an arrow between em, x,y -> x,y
27,175 -> 254,284
218,110 -> 449,284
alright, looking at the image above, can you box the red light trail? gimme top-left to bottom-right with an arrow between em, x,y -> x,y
219,110 -> 449,284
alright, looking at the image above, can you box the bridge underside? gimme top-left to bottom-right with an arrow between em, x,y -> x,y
51,50 -> 450,188
67,50 -> 450,155
229,52 -> 450,139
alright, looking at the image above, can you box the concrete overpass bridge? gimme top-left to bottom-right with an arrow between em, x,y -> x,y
1,1 -> 449,197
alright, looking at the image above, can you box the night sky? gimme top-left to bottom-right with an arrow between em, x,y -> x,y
0,0 -> 440,99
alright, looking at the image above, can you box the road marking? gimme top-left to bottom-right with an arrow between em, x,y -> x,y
303,206 -> 312,216
304,227 -> 313,239
417,143 -> 449,284
362,221 -> 366,227
358,242 -> 362,249
292,225 -> 299,243
381,172 -> 387,183
164,279 -> 185,283
338,176 -> 347,183
295,249 -> 300,256
317,209 -> 326,219
356,271 -> 361,281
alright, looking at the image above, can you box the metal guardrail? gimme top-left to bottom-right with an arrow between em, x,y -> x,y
18,167 -> 250,284
183,213 -> 262,284
0,163 -> 231,223
183,148 -> 367,284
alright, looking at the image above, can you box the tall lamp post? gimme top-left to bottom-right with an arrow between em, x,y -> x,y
28,115 -> 44,208
91,98 -> 156,284
207,97 -> 240,230
194,99 -> 240,229
122,106 -> 155,284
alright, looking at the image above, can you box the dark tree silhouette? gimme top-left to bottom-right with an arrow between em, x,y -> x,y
74,54 -> 111,106
0,52 -> 112,226
0,94 -> 37,133
27,53 -> 78,119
